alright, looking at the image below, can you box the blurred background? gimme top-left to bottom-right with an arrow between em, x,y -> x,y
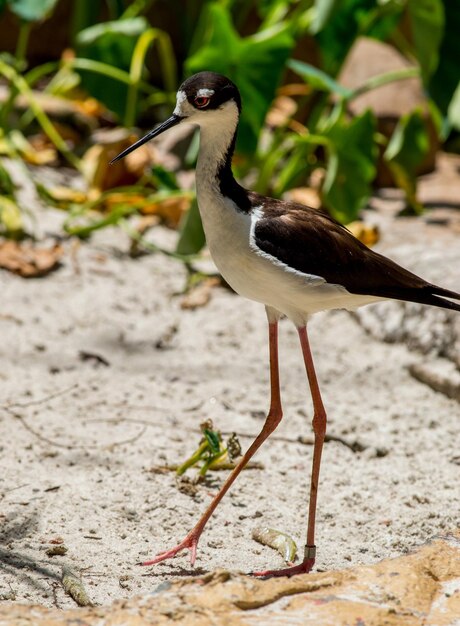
0,0 -> 459,263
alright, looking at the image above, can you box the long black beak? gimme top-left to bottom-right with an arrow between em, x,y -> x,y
110,114 -> 183,164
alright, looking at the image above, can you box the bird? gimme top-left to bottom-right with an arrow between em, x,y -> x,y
111,71 -> 460,577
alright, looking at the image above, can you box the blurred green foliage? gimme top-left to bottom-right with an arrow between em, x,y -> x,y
0,0 -> 459,253
186,2 -> 295,154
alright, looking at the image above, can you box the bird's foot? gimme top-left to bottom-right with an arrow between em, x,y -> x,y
139,531 -> 200,567
250,557 -> 315,579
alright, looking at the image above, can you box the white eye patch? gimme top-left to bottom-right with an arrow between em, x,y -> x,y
197,88 -> 215,98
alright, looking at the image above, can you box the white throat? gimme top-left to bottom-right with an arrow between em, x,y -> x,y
195,102 -> 239,189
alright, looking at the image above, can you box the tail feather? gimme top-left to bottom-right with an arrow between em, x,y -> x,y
419,293 -> 460,313
430,284 -> 460,302
404,285 -> 460,312
377,284 -> 460,312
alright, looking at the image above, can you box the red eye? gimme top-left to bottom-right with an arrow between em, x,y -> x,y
194,96 -> 210,108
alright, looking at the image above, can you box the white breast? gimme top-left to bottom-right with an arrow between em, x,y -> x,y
196,189 -> 381,325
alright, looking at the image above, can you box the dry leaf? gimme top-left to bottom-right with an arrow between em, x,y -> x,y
278,83 -> 311,97
143,195 -> 191,227
101,191 -> 147,210
19,146 -> 57,166
61,567 -> 93,607
44,186 -> 88,206
347,221 -> 380,246
266,96 -> 297,128
101,193 -> 190,228
8,130 -> 56,165
284,187 -> 321,209
75,97 -> 107,118
181,277 -> 221,310
83,129 -> 153,193
0,241 -> 63,278
252,527 -> 298,563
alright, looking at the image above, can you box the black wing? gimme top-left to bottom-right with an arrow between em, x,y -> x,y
251,195 -> 460,312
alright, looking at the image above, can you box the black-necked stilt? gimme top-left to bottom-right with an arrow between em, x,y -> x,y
111,71 -> 460,577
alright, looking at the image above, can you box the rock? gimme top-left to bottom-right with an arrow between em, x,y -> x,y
409,360 -> 460,402
0,531 -> 459,625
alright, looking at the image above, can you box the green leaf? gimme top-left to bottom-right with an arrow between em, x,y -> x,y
311,0 -> 339,34
384,108 -> 429,213
76,17 -> 148,45
447,82 -> 460,131
76,17 -> 148,119
64,205 -> 135,238
186,3 -> 295,153
288,59 -> 352,97
322,109 -> 377,223
150,164 -> 180,192
7,0 -> 58,21
0,161 -> 15,196
176,198 -> 205,256
384,109 -> 429,174
0,196 -> 23,234
203,429 -> 221,455
314,0 -> 404,77
428,0 -> 460,122
406,0 -> 444,85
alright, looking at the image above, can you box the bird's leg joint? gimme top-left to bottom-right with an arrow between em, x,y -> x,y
312,410 -> 327,438
267,408 -> 283,431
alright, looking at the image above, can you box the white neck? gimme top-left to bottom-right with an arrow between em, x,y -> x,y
195,102 -> 239,195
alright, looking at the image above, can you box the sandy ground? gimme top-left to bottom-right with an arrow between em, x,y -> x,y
0,199 -> 459,610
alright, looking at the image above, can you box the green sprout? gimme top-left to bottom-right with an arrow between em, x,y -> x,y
176,420 -> 241,479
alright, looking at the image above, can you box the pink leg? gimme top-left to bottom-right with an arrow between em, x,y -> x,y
252,324 -> 327,577
141,320 -> 283,567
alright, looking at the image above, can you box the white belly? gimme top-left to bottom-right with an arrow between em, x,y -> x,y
196,190 -> 381,325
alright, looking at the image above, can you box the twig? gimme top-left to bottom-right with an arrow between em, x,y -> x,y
83,535 -> 102,540
0,384 -> 78,410
298,433 -> 367,453
150,460 -> 264,474
3,483 -> 29,493
11,412 -> 73,449
5,406 -> 146,451
106,425 -> 147,449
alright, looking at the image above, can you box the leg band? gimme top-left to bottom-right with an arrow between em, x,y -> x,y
304,545 -> 316,559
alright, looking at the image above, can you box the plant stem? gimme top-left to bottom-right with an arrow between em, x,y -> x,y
125,29 -> 157,128
70,57 -> 154,92
15,21 -> 32,65
350,67 -> 420,100
176,440 -> 209,476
